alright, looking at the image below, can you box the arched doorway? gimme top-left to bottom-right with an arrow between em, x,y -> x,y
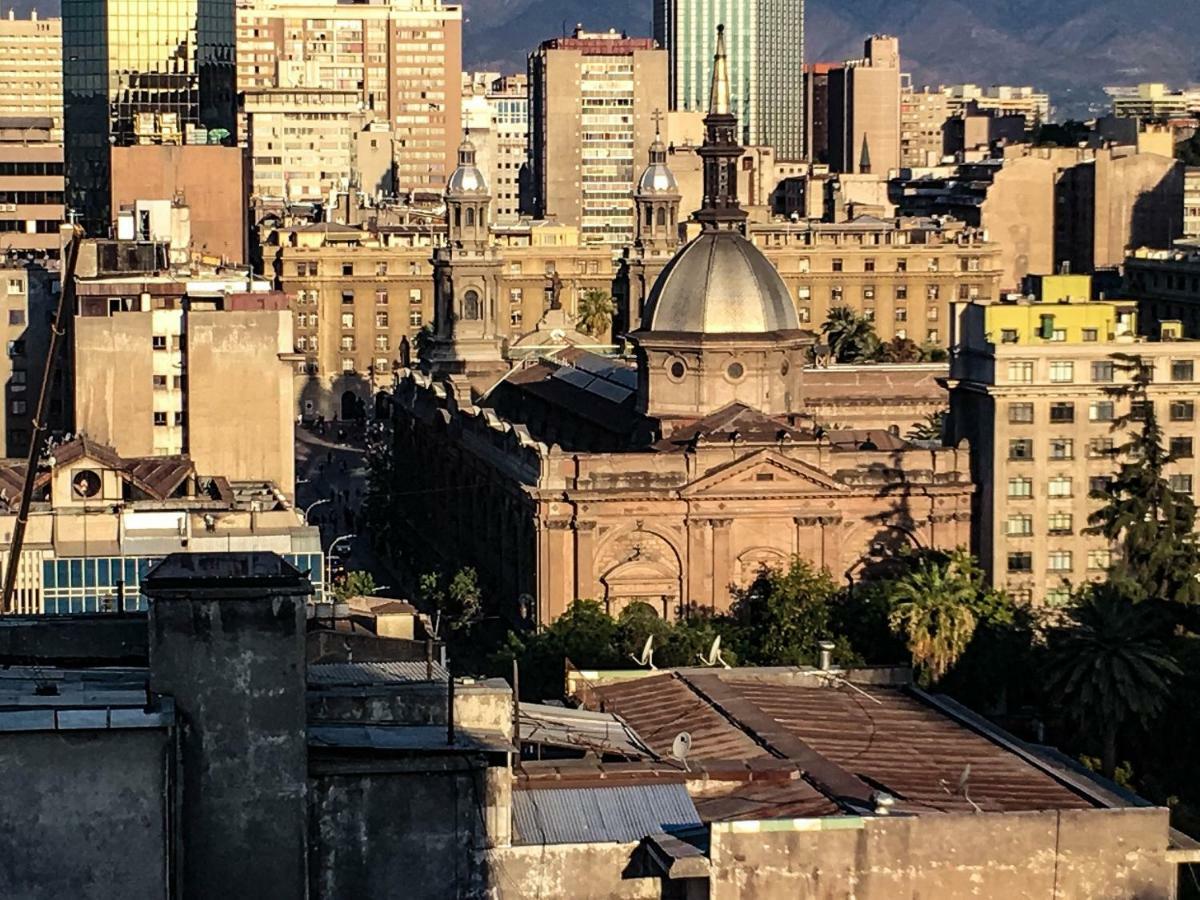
341,390 -> 364,420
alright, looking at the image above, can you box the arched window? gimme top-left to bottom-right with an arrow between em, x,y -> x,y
463,289 -> 481,320
465,207 -> 476,227
644,206 -> 653,227
656,207 -> 666,228
453,207 -> 461,228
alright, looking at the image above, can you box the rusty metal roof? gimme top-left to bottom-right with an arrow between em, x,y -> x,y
512,782 -> 701,845
691,775 -> 840,822
519,702 -> 654,760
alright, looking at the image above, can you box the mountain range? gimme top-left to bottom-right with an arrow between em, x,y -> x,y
10,0 -> 1200,119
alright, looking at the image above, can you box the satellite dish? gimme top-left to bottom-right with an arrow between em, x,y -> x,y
630,635 -> 656,670
697,635 -> 731,669
670,731 -> 692,766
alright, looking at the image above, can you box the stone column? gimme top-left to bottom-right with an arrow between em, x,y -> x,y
544,520 -> 573,621
709,519 -> 732,610
573,520 -> 597,602
685,518 -> 708,610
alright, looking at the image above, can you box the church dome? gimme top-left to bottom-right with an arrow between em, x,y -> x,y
640,230 -> 800,334
447,137 -> 488,195
637,137 -> 678,194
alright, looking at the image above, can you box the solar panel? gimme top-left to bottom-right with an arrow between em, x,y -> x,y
587,379 -> 633,404
609,367 -> 638,390
551,367 -> 595,390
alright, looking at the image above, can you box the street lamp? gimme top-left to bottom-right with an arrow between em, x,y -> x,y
324,533 -> 357,602
304,498 -> 330,524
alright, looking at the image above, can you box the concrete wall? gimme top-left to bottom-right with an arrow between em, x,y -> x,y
0,729 -> 170,900
708,807 -> 1175,899
186,308 -> 295,495
74,310 -> 157,456
110,145 -> 247,263
487,841 -> 660,900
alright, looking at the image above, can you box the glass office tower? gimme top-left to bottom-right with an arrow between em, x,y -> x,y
62,0 -> 237,233
654,0 -> 805,160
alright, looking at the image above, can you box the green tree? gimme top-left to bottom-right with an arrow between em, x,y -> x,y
333,570 -> 378,601
1044,586 -> 1180,779
885,549 -> 989,684
1032,120 -> 1090,148
1087,354 -> 1200,610
725,558 -> 853,666
905,410 -> 946,443
420,567 -> 484,634
576,289 -> 616,339
821,306 -> 881,363
877,335 -> 923,363
493,600 -> 622,700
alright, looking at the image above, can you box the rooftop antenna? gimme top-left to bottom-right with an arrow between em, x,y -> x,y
697,635 -> 731,669
670,731 -> 693,772
940,763 -> 982,813
630,634 -> 657,670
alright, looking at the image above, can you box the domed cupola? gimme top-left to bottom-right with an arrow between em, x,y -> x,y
448,136 -> 488,196
634,118 -> 681,253
446,133 -> 490,248
629,25 -> 813,428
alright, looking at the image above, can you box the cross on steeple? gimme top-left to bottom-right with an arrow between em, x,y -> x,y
651,107 -> 664,137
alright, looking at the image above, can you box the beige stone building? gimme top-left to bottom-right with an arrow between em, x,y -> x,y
0,12 -> 62,141
71,236 -> 297,497
941,84 -> 1049,125
827,36 -> 901,176
948,275 -> 1200,605
900,80 -> 948,169
1184,167 -> 1200,241
0,119 -> 64,256
389,37 -> 973,622
236,0 -> 462,192
528,28 -> 669,248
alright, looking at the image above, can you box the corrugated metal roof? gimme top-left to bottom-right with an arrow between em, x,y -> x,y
519,702 -> 653,759
512,783 -> 701,845
307,661 -> 448,686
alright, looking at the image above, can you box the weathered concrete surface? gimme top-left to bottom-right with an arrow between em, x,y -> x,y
486,842 -> 661,899
308,679 -> 514,739
0,614 -> 147,665
147,554 -> 311,900
708,807 -> 1175,899
308,759 -> 494,899
0,730 -> 169,900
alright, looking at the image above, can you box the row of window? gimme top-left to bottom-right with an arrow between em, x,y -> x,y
1007,400 -> 1195,424
1007,473 -> 1193,498
1007,359 -> 1194,384
1007,549 -> 1112,573
808,285 -> 963,304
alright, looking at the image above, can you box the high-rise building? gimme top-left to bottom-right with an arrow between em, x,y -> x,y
900,78 -> 949,169
827,35 -> 901,176
0,119 -> 65,256
62,0 -> 238,233
462,73 -> 529,223
0,12 -> 63,141
942,84 -> 1049,126
235,0 -> 462,194
654,0 -> 804,160
1104,83 -> 1200,121
528,28 -> 668,247
949,275 -> 1200,606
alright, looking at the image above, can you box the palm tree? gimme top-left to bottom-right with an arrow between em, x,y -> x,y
905,410 -> 946,443
1043,587 -> 1179,779
576,290 -> 615,339
887,549 -> 983,683
821,307 -> 879,363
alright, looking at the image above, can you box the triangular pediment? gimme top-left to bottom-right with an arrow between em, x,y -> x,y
680,449 -> 849,498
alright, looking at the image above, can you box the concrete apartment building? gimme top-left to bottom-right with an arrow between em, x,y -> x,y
654,0 -> 805,160
70,212 -> 297,497
1185,167 -> 1200,241
269,216 -> 616,417
895,143 -> 1183,291
0,118 -> 64,256
236,0 -> 462,192
243,88 -> 363,203
0,253 -> 58,457
0,12 -> 62,141
1126,245 -> 1200,337
941,84 -> 1049,125
948,275 -> 1200,605
0,444 -> 321,614
1105,82 -> 1200,120
900,80 -> 949,168
827,35 -> 902,176
528,28 -> 668,248
461,72 -> 529,223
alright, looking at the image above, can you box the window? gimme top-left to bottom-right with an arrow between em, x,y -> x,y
1006,515 -> 1033,536
928,258 -> 940,272
375,289 -> 388,305
1050,329 -> 1067,342
927,329 -> 939,343
1009,439 -> 1033,459
1170,474 -> 1194,495
1172,359 -> 1194,382
376,262 -> 388,276
376,312 -> 389,329
1049,361 -> 1074,383
341,313 -> 354,329
1008,477 -> 1033,498
340,336 -> 355,351
832,258 -> 843,272
6,278 -> 24,294
341,263 -> 353,276
1048,476 -> 1072,498
864,258 -> 875,272
409,311 -> 422,327
153,374 -> 167,390
1171,400 -> 1195,422
927,285 -> 940,301
1008,361 -> 1033,383
797,307 -> 811,323
1088,437 -> 1114,458
510,310 -> 523,327
9,400 -> 25,416
896,285 -> 908,300
173,412 -> 184,426
1012,588 -> 1033,605
8,310 -> 24,326
1087,549 -> 1112,571
895,308 -> 907,322
342,291 -> 354,305
510,288 -> 524,304
863,285 -> 876,301
153,411 -> 167,426
342,359 -> 355,373
1009,403 -> 1034,424
10,369 -> 24,392
1049,438 -> 1074,460
1089,476 -> 1113,495
1049,403 -> 1075,423
1131,400 -> 1153,422
374,357 -> 389,373
896,258 -> 908,273
1081,328 -> 1098,342
1047,550 -> 1073,572
7,340 -> 23,357
1089,400 -> 1114,422
152,335 -> 167,350
509,262 -> 523,276
408,289 -> 422,305
1047,512 -> 1073,535
1007,552 -> 1032,573
1000,329 -> 1018,344
374,335 -> 388,351
831,286 -> 843,302
1171,436 -> 1194,458
1046,587 -> 1071,606
1091,361 -> 1114,382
